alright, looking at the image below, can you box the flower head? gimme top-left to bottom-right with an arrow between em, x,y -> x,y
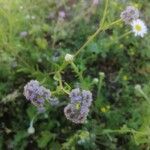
64,88 -> 93,124
120,6 -> 139,24
131,19 -> 147,37
64,104 -> 88,124
93,0 -> 99,5
59,11 -> 66,18
64,53 -> 74,62
24,80 -> 51,107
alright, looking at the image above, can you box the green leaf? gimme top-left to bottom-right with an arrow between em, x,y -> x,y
37,131 -> 55,148
26,105 -> 37,120
36,38 -> 48,50
87,42 -> 99,54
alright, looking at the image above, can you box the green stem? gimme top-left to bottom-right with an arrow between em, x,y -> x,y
99,0 -> 109,27
139,89 -> 150,104
98,128 -> 148,136
57,72 -> 70,95
71,62 -> 83,81
116,30 -> 132,41
74,0 -> 109,57
97,73 -> 105,99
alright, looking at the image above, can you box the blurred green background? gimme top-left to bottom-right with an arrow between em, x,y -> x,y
0,0 -> 150,149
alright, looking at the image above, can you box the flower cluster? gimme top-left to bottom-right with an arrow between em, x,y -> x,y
23,80 -> 51,108
64,88 -> 93,124
121,6 -> 148,37
120,6 -> 139,24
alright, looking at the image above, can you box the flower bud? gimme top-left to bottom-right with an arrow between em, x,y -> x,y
27,125 -> 35,134
135,84 -> 141,91
93,78 -> 99,84
64,54 -> 74,62
99,72 -> 105,78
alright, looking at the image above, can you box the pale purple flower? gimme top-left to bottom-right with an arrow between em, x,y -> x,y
93,0 -> 99,5
64,88 -> 93,124
82,90 -> 92,107
69,88 -> 82,103
59,11 -> 66,18
24,80 -> 51,107
64,104 -> 88,124
49,97 -> 59,106
120,6 -> 139,24
69,88 -> 93,107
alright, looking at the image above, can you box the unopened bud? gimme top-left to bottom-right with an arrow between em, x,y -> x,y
93,78 -> 99,84
99,72 -> 105,77
65,54 -> 74,62
27,125 -> 35,134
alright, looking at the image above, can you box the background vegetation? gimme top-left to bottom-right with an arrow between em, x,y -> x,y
0,0 -> 150,149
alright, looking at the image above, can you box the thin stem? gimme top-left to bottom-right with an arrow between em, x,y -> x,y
116,30 -> 132,41
108,30 -> 132,46
139,89 -> 150,104
58,61 -> 68,73
103,19 -> 122,30
99,0 -> 109,27
57,72 -> 70,95
98,128 -> 148,136
71,62 -> 83,81
74,0 -> 109,57
97,73 -> 105,99
52,20 -> 59,49
74,18 -> 122,57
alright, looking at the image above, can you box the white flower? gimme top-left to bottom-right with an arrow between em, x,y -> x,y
65,54 -> 74,62
131,19 -> 147,37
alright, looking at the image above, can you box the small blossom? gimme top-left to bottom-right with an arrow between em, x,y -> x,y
64,104 -> 88,124
123,75 -> 128,81
49,97 -> 59,106
82,90 -> 93,107
64,88 -> 93,124
120,6 -> 139,24
20,31 -> 28,38
93,0 -> 99,5
100,105 -> 110,113
59,11 -> 66,18
23,80 -> 51,107
20,6 -> 23,10
25,15 -> 36,20
131,19 -> 147,37
31,16 -> 36,20
69,88 -> 82,103
64,53 -> 74,62
101,107 -> 107,113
